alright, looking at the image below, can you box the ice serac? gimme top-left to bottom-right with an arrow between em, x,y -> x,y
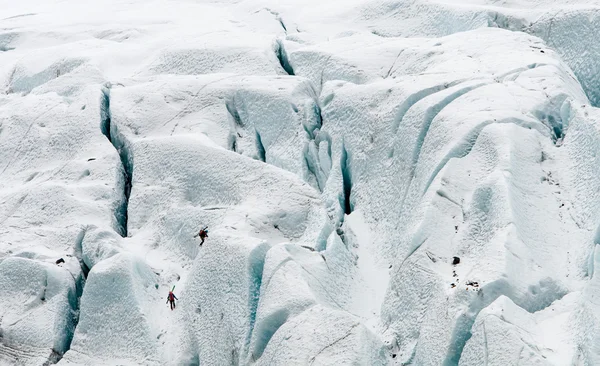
458,293 -> 579,366
246,241 -> 386,365
256,305 -> 386,365
285,27 -> 592,365
0,86 -> 123,255
0,256 -> 81,365
60,253 -> 159,365
5,0 -> 600,365
0,43 -> 126,364
559,104 -> 600,365
179,236 -> 269,365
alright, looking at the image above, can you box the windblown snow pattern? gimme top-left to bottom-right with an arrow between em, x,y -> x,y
1,0 -> 600,365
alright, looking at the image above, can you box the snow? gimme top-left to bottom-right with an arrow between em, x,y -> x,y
61,253 -> 159,365
0,256 -> 81,365
3,0 -> 600,365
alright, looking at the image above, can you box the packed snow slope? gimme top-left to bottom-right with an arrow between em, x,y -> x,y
2,0 -> 600,365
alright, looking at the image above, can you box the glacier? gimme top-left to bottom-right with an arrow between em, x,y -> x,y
2,0 -> 600,365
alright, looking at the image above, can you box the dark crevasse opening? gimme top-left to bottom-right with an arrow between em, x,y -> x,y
303,142 -> 325,192
228,133 -> 238,153
100,85 -> 132,237
226,97 -> 244,127
340,143 -> 353,215
275,39 -> 294,76
278,18 -> 287,33
73,227 -> 90,279
303,128 -> 333,194
226,96 -> 245,155
255,129 -> 266,162
534,110 -> 564,143
303,102 -> 323,140
45,227 -> 90,365
100,87 -> 112,143
314,102 -> 323,129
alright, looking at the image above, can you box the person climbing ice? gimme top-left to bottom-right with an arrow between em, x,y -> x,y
166,290 -> 178,310
194,226 -> 208,245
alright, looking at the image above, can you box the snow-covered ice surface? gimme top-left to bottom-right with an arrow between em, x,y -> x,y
3,0 -> 600,364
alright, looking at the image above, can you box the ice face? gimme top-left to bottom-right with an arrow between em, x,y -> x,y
3,0 -> 600,365
0,256 -> 81,365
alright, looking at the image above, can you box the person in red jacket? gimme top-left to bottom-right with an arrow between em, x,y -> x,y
166,291 -> 178,310
195,226 -> 208,245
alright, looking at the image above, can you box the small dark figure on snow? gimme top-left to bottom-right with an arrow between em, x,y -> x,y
166,291 -> 178,310
195,226 -> 208,245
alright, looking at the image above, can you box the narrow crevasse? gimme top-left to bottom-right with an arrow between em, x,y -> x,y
226,97 -> 244,128
274,39 -> 294,76
227,96 -> 243,154
532,94 -> 572,143
100,84 -> 133,238
303,103 -> 331,192
243,243 -> 271,363
339,143 -> 353,216
43,223 -> 91,364
255,129 -> 266,162
330,142 -> 354,246
73,227 -> 90,279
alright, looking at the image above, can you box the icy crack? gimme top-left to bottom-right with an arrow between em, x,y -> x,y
100,84 -> 132,237
304,145 -> 322,190
45,228 -> 90,364
255,129 -> 266,162
308,323 -> 360,365
392,79 -> 466,134
384,50 -> 404,79
250,308 -> 290,362
226,96 -> 244,154
339,142 -> 353,215
275,39 -> 294,76
226,97 -> 243,128
411,82 -> 488,173
73,226 -> 90,278
244,244 -> 271,361
258,8 -> 287,33
303,106 -> 331,191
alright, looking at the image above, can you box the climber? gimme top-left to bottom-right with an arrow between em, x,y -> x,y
194,226 -> 208,245
166,290 -> 178,310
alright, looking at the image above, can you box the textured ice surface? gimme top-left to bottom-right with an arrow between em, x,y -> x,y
3,0 -> 600,365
